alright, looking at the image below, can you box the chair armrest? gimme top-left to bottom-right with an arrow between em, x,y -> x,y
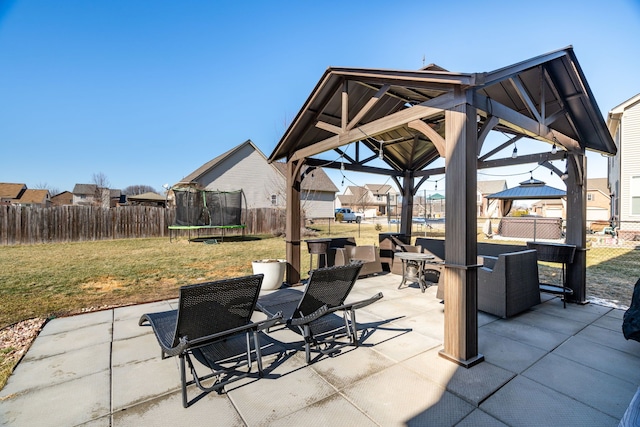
288,305 -> 329,326
189,313 -> 283,346
255,313 -> 284,331
481,255 -> 498,270
338,292 -> 384,311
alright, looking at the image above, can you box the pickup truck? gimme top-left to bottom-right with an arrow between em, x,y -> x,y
335,208 -> 364,223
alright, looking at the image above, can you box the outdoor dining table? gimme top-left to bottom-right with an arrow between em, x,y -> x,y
394,252 -> 436,292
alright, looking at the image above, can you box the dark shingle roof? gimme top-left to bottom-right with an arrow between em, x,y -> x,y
73,184 -> 97,195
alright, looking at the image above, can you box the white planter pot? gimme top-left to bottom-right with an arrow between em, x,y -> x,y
251,259 -> 286,291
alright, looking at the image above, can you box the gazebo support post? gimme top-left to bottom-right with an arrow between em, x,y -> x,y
285,159 -> 302,285
565,153 -> 588,303
399,170 -> 415,241
438,98 -> 484,368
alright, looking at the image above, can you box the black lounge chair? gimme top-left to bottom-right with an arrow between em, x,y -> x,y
256,263 -> 383,363
139,274 -> 281,407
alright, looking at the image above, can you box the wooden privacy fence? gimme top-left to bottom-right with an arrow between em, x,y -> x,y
0,206 -> 287,245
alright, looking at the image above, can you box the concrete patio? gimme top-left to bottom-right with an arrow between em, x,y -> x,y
1,273 -> 639,426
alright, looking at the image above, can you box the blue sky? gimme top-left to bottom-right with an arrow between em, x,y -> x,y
1,0 -> 639,195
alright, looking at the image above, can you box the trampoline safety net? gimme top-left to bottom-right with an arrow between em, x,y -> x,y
173,188 -> 243,227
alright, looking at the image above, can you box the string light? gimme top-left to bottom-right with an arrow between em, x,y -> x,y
551,143 -> 557,154
561,157 -> 569,180
511,142 -> 518,159
378,141 -> 384,160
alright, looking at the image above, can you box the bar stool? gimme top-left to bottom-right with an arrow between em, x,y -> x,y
306,239 -> 331,272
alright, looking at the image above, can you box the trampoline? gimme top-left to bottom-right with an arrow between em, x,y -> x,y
169,187 -> 246,242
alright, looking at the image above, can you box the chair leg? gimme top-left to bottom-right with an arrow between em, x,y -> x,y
252,330 -> 264,375
244,331 -> 253,372
180,354 -> 188,408
303,324 -> 312,363
349,310 -> 358,347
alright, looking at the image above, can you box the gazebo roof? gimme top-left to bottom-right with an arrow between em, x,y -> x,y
269,46 -> 616,175
486,178 -> 566,200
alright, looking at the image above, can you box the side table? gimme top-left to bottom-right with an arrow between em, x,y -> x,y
394,252 -> 435,293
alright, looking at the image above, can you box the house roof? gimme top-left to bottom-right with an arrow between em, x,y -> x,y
344,186 -> 369,202
127,192 -> 166,202
336,194 -> 355,204
365,184 -> 394,194
268,46 -> 616,178
587,178 -> 609,196
51,191 -> 73,205
487,178 -> 565,200
18,189 -> 49,204
180,139 -> 258,184
607,93 -> 640,136
73,184 -> 97,195
477,180 -> 507,195
52,190 -> 72,198
180,139 -> 338,193
272,163 -> 338,193
0,183 -> 27,199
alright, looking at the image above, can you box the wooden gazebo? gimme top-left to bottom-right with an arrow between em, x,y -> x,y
268,46 -> 616,367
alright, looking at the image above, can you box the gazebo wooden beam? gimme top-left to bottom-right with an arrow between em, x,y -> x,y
346,84 -> 390,131
408,120 -> 446,157
284,159 -> 303,285
565,153 -> 588,303
471,92 -> 580,152
294,92 -> 456,161
439,96 -> 484,368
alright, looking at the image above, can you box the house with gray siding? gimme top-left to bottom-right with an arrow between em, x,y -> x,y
607,93 -> 640,239
175,140 -> 338,218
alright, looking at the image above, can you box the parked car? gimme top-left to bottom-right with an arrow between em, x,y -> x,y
335,208 -> 364,223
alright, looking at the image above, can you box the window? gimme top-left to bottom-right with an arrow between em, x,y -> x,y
632,176 -> 640,215
271,194 -> 277,206
587,193 -> 594,202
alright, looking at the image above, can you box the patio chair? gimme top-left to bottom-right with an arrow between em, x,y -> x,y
139,274 -> 282,407
256,263 -> 383,363
477,249 -> 541,318
334,245 -> 383,277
